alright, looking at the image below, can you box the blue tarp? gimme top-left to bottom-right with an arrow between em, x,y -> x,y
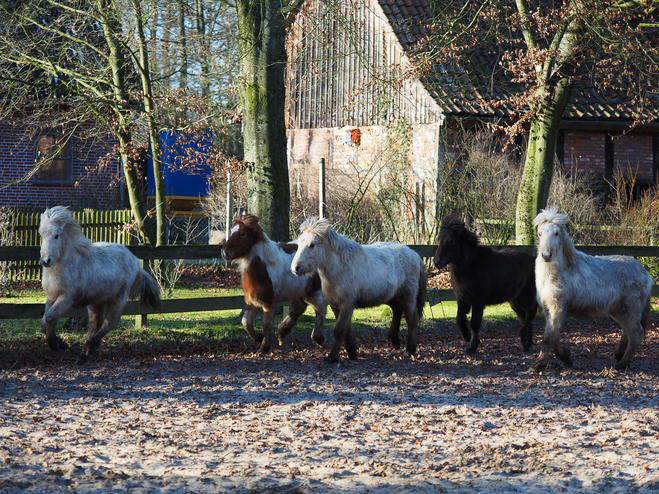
147,131 -> 212,198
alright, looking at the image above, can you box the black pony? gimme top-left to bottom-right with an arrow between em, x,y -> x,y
433,216 -> 537,355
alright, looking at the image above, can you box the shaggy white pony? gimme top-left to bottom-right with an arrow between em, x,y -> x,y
533,207 -> 652,371
40,206 -> 160,364
291,217 -> 427,363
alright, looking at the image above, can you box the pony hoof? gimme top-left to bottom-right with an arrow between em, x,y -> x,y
312,334 -> 325,347
389,337 -> 401,350
324,355 -> 340,364
464,346 -> 478,356
347,351 -> 358,361
253,332 -> 264,343
614,362 -> 629,371
75,357 -> 87,365
257,345 -> 271,355
530,363 -> 546,373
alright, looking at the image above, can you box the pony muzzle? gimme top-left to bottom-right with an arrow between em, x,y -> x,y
433,257 -> 448,270
291,264 -> 306,277
541,251 -> 552,262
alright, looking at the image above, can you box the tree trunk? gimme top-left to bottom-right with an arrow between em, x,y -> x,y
98,0 -> 156,247
514,79 -> 574,245
133,0 -> 167,247
514,5 -> 581,245
237,0 -> 290,241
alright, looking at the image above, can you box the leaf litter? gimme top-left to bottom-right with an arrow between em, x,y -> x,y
1,311 -> 659,493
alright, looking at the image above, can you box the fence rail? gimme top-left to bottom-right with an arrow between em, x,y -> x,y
1,244 -> 658,320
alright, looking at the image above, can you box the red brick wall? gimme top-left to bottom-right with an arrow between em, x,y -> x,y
562,131 -> 654,181
563,131 -> 605,174
615,134 -> 654,180
0,122 -> 121,209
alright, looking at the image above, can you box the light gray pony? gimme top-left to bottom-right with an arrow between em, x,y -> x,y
39,206 -> 160,364
533,207 -> 652,371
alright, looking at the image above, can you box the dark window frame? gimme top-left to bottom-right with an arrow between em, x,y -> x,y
32,133 -> 74,185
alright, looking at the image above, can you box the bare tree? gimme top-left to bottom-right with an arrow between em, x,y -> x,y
418,0 -> 659,244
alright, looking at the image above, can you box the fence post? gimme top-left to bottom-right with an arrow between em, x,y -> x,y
135,259 -> 149,328
225,171 -> 234,242
319,158 -> 326,218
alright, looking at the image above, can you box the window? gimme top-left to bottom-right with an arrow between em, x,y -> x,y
33,134 -> 73,184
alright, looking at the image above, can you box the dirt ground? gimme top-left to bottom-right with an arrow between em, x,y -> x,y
2,305 -> 659,494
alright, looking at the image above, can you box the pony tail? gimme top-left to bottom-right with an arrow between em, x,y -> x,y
416,261 -> 428,321
641,296 -> 652,331
132,269 -> 162,311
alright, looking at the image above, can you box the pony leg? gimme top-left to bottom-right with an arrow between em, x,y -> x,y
241,305 -> 264,343
456,300 -> 472,342
277,299 -> 307,346
258,309 -> 276,354
611,313 -> 643,370
532,309 -> 570,371
465,304 -> 483,355
305,292 -> 327,347
402,301 -> 419,357
510,300 -> 534,351
614,331 -> 629,364
387,303 -> 403,350
327,306 -> 355,363
77,300 -> 124,365
86,303 -> 106,338
615,326 -> 641,370
42,297 -> 71,351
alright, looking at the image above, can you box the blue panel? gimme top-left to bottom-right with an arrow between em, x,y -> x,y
147,131 -> 212,198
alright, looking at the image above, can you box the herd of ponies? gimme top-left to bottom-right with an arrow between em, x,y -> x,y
37,205 -> 653,371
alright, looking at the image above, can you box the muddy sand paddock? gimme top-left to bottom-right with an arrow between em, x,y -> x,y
2,314 -> 659,494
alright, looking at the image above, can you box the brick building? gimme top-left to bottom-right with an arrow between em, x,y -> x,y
285,0 -> 659,218
0,120 -> 121,210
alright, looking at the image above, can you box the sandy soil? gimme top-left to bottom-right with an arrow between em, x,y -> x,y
2,310 -> 659,494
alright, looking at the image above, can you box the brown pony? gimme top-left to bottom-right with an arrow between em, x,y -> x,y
221,214 -> 327,354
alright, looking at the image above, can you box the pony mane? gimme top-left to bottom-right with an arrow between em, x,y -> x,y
440,215 -> 480,246
299,217 -> 361,258
533,207 -> 577,267
533,206 -> 568,228
41,206 -> 93,257
233,214 -> 268,243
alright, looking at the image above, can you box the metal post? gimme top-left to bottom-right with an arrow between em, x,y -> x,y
319,158 -> 326,218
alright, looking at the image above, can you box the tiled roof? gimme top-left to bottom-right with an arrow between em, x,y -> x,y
378,0 -> 658,123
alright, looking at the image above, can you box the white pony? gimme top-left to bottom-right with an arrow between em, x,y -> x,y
291,217 -> 427,363
533,207 -> 653,371
39,206 -> 160,364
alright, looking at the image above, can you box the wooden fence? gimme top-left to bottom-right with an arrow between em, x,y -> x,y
0,244 -> 657,321
9,209 -> 134,280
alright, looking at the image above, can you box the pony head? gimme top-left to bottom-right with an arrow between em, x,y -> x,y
433,215 -> 479,269
533,207 -> 575,264
39,206 -> 90,268
221,214 -> 268,262
290,217 -> 331,277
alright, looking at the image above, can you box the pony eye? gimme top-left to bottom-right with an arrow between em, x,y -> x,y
54,234 -> 59,240
554,231 -> 559,236
240,232 -> 246,237
309,243 -> 315,249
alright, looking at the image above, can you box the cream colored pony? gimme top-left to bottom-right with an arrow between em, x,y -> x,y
533,207 -> 652,371
39,206 -> 160,364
